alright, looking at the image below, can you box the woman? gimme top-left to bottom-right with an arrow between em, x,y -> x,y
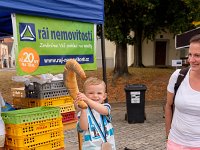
0,92 -> 5,150
165,34 -> 200,149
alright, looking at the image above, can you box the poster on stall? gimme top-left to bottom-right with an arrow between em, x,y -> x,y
12,14 -> 97,76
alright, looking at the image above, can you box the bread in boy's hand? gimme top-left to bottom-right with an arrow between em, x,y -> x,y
63,59 -> 87,109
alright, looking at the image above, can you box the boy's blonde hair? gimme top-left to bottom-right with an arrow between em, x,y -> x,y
83,77 -> 106,92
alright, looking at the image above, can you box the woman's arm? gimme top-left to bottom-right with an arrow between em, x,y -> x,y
165,91 -> 174,138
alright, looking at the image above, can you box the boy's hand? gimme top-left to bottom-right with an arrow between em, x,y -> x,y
74,92 -> 89,109
75,92 -> 89,104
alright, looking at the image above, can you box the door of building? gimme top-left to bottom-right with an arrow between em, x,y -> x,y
155,41 -> 167,66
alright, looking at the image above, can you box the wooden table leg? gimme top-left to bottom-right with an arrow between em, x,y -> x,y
77,132 -> 82,150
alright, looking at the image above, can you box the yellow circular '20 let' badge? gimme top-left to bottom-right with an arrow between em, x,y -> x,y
18,48 -> 40,73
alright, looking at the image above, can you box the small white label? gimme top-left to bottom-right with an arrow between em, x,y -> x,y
172,60 -> 182,67
130,91 -> 140,103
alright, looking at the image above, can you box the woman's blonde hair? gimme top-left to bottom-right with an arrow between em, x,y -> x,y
190,34 -> 200,43
83,77 -> 106,92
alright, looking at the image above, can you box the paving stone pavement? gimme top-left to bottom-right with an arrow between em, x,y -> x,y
64,100 -> 167,150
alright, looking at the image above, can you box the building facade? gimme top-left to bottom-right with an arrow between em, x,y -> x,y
96,31 -> 188,68
0,43 -> 9,68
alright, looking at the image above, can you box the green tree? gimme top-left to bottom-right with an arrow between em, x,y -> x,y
104,0 -> 200,77
183,0 -> 200,22
104,0 -> 134,78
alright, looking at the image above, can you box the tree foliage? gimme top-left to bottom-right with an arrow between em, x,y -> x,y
183,0 -> 200,22
104,0 -> 200,77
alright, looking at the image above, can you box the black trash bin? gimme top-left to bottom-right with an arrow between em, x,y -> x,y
124,84 -> 147,123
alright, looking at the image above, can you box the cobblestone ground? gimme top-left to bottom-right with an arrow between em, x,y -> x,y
64,101 -> 166,150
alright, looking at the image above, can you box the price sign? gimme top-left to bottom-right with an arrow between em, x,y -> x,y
18,47 -> 40,73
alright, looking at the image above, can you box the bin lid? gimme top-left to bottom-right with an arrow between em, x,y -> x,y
124,84 -> 147,91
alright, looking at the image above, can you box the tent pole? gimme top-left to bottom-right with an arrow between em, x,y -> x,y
100,24 -> 108,102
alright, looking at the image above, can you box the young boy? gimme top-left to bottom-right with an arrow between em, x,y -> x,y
0,92 -> 5,150
75,77 -> 116,150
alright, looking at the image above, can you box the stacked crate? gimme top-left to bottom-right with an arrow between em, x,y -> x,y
11,87 -> 25,98
12,80 -> 78,124
25,80 -> 68,99
2,106 -> 64,150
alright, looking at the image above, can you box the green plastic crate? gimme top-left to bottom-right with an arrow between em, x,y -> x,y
2,106 -> 61,124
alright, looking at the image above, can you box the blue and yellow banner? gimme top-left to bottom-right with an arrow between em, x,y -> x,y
12,14 -> 97,75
